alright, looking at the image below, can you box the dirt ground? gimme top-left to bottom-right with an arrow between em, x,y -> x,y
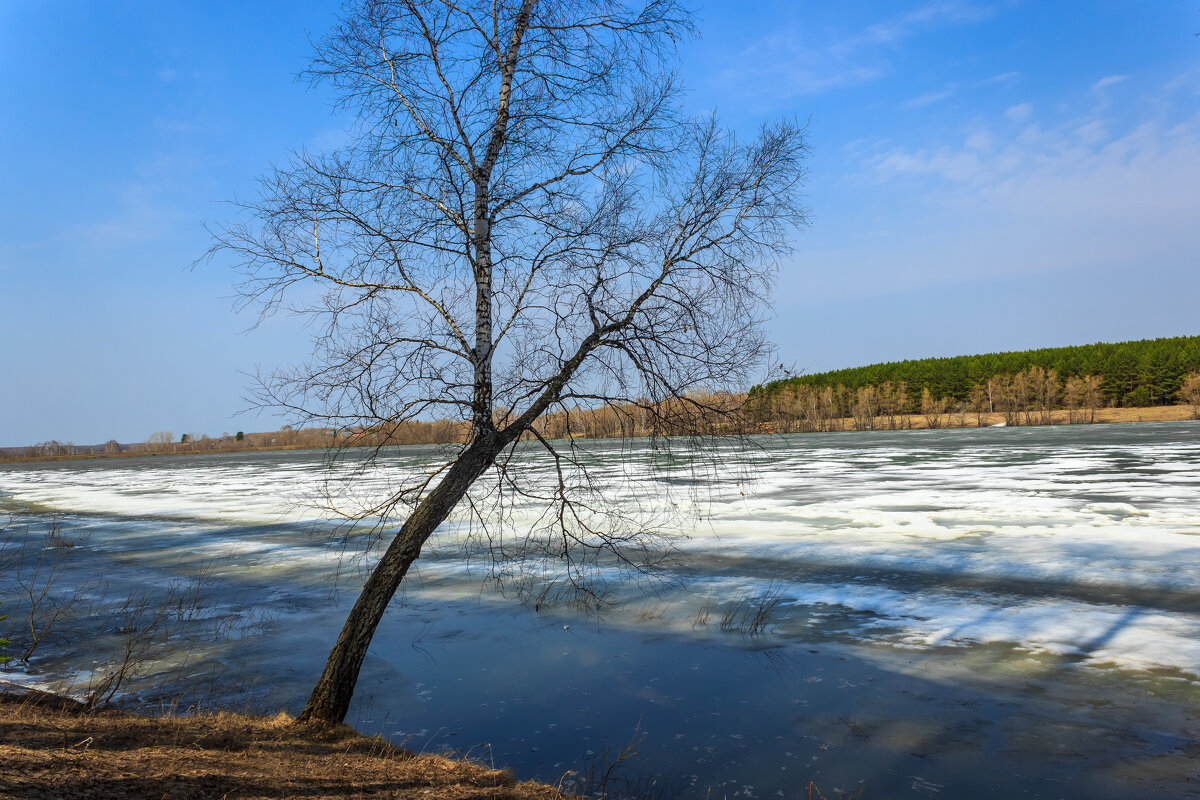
0,689 -> 572,800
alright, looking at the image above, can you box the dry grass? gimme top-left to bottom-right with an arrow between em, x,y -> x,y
718,583 -> 784,637
819,404 -> 1196,432
1085,406 -> 1198,424
0,689 -> 572,800
0,444 -> 318,465
968,405 -> 1196,427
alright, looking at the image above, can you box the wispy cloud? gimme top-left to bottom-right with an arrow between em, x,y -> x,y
836,1 -> 994,54
976,71 -> 1022,87
1005,102 -> 1033,123
898,64 -> 1019,111
903,89 -> 955,109
74,152 -> 204,251
710,30 -> 882,98
307,127 -> 353,154
712,2 -> 994,101
1092,74 -> 1129,92
154,117 -> 199,135
852,80 -> 1200,288
75,183 -> 183,250
1087,73 -> 1130,111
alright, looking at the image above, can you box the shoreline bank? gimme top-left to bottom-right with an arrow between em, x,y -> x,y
1,405 -> 1195,466
0,688 -> 573,800
760,402 -> 1197,434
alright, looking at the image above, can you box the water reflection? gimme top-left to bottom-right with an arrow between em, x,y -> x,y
2,422 -> 1199,797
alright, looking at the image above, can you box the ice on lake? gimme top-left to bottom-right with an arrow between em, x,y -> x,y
2,421 -> 1199,798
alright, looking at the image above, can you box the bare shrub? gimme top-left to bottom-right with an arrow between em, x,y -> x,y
10,519 -> 91,661
719,582 -> 785,636
636,599 -> 671,623
690,596 -> 717,629
1,516 -> 274,710
557,720 -> 647,800
83,590 -> 174,710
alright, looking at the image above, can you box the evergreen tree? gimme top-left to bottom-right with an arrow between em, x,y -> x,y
757,336 -> 1200,412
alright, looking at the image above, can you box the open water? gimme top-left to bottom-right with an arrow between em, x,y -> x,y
2,421 -> 1198,798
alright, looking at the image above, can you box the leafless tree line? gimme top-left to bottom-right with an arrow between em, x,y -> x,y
14,368 -> 1199,464
962,368 -> 1107,427
20,441 -> 87,458
130,427 -> 340,454
747,368 -> 1200,432
1183,372 -> 1200,419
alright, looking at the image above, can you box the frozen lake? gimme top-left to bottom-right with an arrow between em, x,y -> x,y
2,421 -> 1199,798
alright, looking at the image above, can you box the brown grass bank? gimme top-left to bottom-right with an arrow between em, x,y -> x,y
865,404 -> 1195,431
0,689 -> 570,800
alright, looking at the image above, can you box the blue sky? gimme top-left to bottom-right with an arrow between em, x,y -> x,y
2,1 -> 1198,446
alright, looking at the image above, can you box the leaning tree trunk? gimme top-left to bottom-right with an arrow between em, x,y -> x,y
298,435 -> 504,724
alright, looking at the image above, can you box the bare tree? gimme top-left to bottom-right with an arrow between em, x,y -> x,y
1027,366 -> 1058,426
851,385 -> 877,431
1179,372 -> 1200,419
145,432 -> 174,449
23,441 -> 76,458
208,0 -> 808,725
920,387 -> 947,429
968,383 -> 988,427
1064,375 -> 1087,424
1081,374 -> 1104,422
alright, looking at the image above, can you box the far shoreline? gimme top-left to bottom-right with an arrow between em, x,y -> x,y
1,404 -> 1195,466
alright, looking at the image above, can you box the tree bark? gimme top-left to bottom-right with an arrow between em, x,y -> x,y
297,433 -> 507,724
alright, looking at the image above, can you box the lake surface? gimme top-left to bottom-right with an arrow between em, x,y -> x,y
2,422 -> 1199,798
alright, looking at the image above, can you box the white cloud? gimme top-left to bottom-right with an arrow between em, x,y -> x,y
903,89 -> 955,109
712,2 -> 993,101
976,71 -> 1021,87
841,90 -> 1200,293
710,29 -> 882,98
75,182 -> 182,249
1089,74 -> 1129,110
1092,74 -> 1128,92
964,131 -> 993,151
155,117 -> 199,135
73,152 -> 204,250
308,127 -> 353,153
1004,102 -> 1033,123
852,1 -> 993,48
1159,66 -> 1200,98
1074,120 -> 1107,145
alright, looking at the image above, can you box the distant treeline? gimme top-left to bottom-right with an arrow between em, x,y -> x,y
6,339 -> 1199,462
2,391 -> 748,462
338,391 -> 746,446
747,336 -> 1200,433
3,429 -> 322,461
2,422 -> 460,462
753,336 -> 1200,408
